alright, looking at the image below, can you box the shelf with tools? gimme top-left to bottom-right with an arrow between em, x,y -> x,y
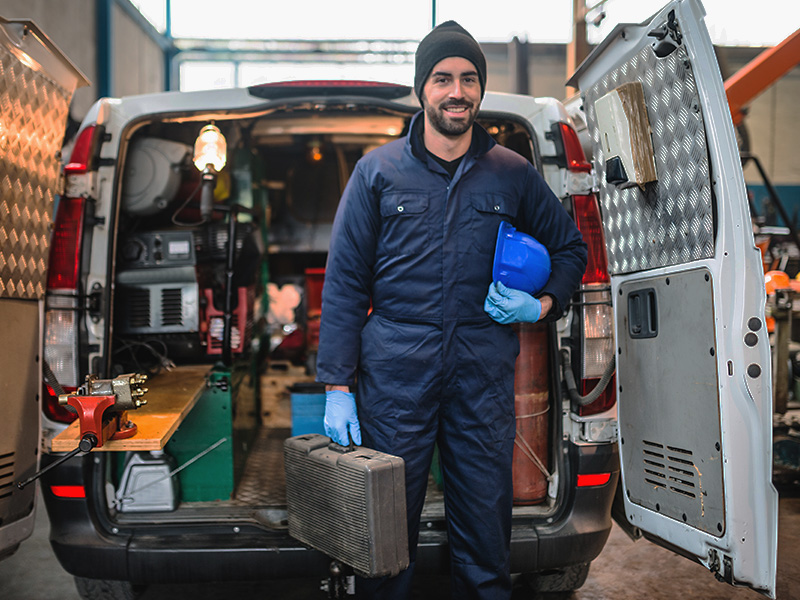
51,364 -> 213,452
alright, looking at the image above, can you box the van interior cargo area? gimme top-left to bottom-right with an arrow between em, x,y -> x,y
98,105 -> 559,525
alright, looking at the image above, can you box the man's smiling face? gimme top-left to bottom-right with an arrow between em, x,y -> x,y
420,56 -> 482,138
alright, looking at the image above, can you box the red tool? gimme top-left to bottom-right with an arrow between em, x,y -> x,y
17,373 -> 149,490
59,373 -> 149,449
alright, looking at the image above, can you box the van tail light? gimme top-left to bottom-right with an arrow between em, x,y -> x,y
42,125 -> 96,424
47,198 -> 85,290
558,122 -> 592,173
44,206 -> 84,424
65,124 -> 97,174
573,194 -> 616,416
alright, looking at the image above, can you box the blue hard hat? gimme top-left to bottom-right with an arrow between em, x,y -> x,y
492,221 -> 551,294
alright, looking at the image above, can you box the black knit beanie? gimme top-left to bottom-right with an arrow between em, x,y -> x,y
414,21 -> 487,101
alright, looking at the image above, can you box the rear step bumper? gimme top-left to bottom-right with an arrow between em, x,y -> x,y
43,440 -> 618,582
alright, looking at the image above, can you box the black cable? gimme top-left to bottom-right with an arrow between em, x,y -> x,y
113,337 -> 173,376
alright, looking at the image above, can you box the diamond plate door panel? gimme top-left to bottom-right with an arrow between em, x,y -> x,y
584,42 -> 715,275
0,20 -> 87,300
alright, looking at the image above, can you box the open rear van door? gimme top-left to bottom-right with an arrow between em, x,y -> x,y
0,17 -> 88,560
568,0 -> 778,595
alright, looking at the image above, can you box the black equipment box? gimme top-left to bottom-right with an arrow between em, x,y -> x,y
283,434 -> 409,578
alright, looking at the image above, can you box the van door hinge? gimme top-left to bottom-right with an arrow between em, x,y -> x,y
708,548 -> 720,574
707,549 -> 733,584
648,10 -> 683,58
715,555 -> 734,584
86,212 -> 106,227
566,171 -> 593,195
65,172 -> 91,198
86,283 -> 103,319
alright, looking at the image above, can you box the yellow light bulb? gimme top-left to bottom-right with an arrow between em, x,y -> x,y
193,124 -> 227,172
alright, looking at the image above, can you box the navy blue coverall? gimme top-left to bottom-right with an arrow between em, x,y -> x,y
317,112 -> 587,599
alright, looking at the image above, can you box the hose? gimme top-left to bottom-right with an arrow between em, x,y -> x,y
42,359 -> 65,396
561,348 -> 616,407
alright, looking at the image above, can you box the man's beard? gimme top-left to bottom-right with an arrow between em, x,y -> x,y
424,99 -> 478,137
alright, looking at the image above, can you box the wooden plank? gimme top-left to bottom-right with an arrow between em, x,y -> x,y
51,364 -> 213,452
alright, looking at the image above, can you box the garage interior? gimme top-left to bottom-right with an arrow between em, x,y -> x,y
0,0 -> 799,598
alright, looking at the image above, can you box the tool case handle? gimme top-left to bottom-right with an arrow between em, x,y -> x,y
328,435 -> 357,454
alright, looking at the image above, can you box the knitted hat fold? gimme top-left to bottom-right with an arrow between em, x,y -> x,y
414,21 -> 487,100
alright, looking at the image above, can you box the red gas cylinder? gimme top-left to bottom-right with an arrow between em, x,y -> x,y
512,322 -> 550,505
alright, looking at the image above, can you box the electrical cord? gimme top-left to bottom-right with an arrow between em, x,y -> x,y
113,337 -> 175,376
170,178 -> 206,227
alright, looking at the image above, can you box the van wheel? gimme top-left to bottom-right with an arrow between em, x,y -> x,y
74,577 -> 146,600
523,562 -> 591,593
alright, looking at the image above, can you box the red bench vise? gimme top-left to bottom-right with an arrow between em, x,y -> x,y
59,373 -> 149,449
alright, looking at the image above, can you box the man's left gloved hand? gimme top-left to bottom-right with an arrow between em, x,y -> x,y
484,281 -> 542,324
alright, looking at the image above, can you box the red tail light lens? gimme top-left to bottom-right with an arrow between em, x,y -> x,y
579,375 -> 617,416
573,195 -> 609,285
253,79 -> 403,88
248,80 -> 412,100
559,122 -> 592,173
65,125 -> 96,173
46,197 -> 86,290
42,384 -> 77,424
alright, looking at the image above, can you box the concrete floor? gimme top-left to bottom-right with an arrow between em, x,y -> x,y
1,489 -> 797,600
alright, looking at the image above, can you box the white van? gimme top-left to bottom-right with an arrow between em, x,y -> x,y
0,1 -> 778,598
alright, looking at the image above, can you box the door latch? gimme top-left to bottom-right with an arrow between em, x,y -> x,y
628,288 -> 658,339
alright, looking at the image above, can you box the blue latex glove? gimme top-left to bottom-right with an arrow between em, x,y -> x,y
484,280 -> 542,324
324,390 -> 362,446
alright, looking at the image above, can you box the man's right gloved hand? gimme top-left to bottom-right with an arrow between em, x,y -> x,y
324,389 -> 362,446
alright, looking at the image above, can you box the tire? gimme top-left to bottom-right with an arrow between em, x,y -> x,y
524,562 -> 591,593
74,577 -> 146,600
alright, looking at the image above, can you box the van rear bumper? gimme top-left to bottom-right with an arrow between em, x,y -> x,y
43,441 -> 618,582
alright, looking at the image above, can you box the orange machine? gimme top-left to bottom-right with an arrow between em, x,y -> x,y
725,28 -> 800,127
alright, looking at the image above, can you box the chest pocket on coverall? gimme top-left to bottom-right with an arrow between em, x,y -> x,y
379,192 -> 430,256
467,192 -> 516,254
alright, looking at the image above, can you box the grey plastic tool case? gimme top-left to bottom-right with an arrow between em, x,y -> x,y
284,434 -> 409,577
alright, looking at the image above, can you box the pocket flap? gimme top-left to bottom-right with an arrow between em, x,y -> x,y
380,193 -> 429,217
470,193 -> 514,217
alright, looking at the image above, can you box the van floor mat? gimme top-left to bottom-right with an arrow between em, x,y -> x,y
233,427 -> 287,505
231,428 -> 445,509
